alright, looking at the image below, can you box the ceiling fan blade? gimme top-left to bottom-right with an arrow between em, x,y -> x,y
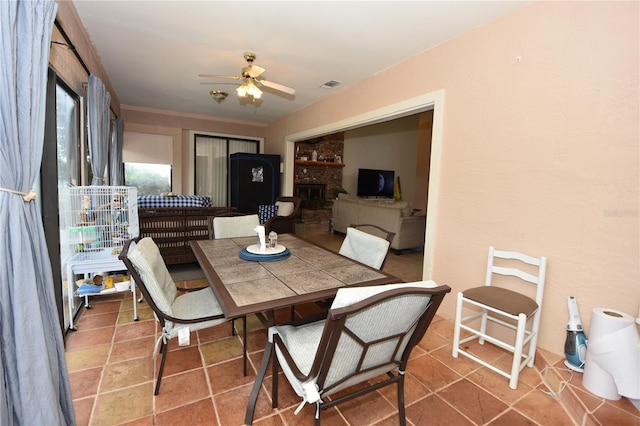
258,79 -> 296,95
248,65 -> 265,78
198,74 -> 241,80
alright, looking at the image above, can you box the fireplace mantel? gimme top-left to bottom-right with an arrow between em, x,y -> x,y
295,160 -> 345,168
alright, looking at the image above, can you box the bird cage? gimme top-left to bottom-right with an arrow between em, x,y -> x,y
60,186 -> 139,260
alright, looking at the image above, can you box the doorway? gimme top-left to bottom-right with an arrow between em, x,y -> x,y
283,90 -> 444,279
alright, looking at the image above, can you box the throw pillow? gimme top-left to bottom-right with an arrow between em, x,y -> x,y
258,204 -> 279,224
275,201 -> 294,216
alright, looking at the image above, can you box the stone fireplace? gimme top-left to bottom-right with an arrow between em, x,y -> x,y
294,132 -> 345,224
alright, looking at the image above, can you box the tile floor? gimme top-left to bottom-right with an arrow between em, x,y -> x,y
65,225 -> 640,425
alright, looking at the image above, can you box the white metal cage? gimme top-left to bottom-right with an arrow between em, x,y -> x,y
60,186 -> 139,260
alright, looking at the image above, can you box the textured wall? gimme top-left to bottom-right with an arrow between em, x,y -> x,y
265,2 -> 639,354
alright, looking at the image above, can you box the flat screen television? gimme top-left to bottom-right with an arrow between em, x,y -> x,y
357,168 -> 395,198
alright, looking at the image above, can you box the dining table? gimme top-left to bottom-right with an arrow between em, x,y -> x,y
189,233 -> 402,323
189,232 -> 403,423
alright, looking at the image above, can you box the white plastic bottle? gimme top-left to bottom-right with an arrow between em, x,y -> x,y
312,150 -> 318,161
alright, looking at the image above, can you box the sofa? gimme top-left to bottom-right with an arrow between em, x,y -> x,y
331,193 -> 426,251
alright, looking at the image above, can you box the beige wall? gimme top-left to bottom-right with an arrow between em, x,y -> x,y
264,2 -> 639,354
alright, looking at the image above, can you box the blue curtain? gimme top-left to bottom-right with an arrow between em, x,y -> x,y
0,1 -> 75,424
111,116 -> 124,185
88,74 -> 111,185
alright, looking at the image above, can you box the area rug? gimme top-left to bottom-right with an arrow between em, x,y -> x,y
168,263 -> 206,282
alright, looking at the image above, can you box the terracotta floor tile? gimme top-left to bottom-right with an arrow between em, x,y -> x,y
82,300 -> 122,316
434,343 -> 482,377
406,394 -> 474,426
155,398 -> 218,426
437,378 -> 509,425
424,315 -> 455,340
513,385 -> 576,426
335,389 -> 396,425
591,401 -> 640,426
264,372 -> 300,410
120,415 -> 154,426
378,373 -> 431,407
207,357 -> 257,394
92,383 -> 154,426
65,326 -> 115,350
117,306 -> 155,325
200,336 -> 244,366
197,321 -> 235,343
72,396 -> 94,426
466,364 -> 533,405
407,353 -> 463,392
109,335 -> 155,364
100,357 -> 153,393
113,319 -> 156,342
69,366 -> 102,399
279,404 -> 347,426
74,311 -> 119,331
417,329 -> 449,353
486,408 -> 538,425
216,384 -> 274,426
161,345 -> 204,377
253,414 -> 286,425
246,328 -> 269,353
65,344 -> 111,372
154,368 -> 210,413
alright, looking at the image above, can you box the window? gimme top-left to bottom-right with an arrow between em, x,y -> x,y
194,134 -> 259,206
124,162 -> 171,195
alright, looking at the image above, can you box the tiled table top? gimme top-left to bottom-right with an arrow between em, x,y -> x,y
190,233 -> 401,318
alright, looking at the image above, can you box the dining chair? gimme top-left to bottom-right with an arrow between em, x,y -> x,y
119,237 -> 247,394
452,246 -> 547,389
211,213 -> 260,239
207,212 -> 247,239
338,225 -> 394,270
245,281 -> 451,425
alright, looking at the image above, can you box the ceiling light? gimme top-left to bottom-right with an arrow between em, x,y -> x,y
209,90 -> 228,103
237,79 -> 262,100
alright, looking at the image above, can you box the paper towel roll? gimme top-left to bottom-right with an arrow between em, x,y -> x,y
583,308 -> 640,400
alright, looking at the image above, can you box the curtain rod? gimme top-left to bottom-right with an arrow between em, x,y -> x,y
52,19 -> 117,118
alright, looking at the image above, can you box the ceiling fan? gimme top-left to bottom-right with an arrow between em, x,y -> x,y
199,52 -> 295,100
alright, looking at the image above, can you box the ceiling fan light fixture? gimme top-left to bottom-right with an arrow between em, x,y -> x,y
237,80 -> 262,99
209,90 -> 228,103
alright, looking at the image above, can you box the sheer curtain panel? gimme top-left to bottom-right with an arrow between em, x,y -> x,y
0,0 -> 75,424
87,74 -> 111,185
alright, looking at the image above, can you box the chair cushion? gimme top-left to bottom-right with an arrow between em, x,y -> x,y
275,201 -> 294,217
166,287 -> 226,337
213,214 -> 260,238
339,227 -> 390,269
127,238 -> 177,317
331,281 -> 439,309
463,286 -> 538,317
272,320 -> 326,398
258,204 -> 279,224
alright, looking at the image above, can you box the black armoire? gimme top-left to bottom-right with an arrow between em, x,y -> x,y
229,153 -> 281,213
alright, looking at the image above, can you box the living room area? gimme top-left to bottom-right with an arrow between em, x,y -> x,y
292,112 -> 431,255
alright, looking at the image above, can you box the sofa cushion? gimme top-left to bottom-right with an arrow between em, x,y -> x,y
258,204 -> 279,224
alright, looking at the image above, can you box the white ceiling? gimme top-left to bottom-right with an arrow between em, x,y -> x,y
72,1 -> 529,124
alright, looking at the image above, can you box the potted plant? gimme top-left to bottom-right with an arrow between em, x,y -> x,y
332,187 -> 348,199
